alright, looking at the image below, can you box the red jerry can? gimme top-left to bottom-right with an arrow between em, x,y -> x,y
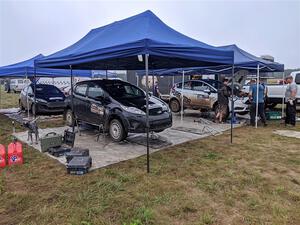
0,144 -> 6,168
8,141 -> 23,166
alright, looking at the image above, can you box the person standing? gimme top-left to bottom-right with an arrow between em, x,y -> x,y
249,79 -> 267,126
215,78 -> 230,123
153,80 -> 161,98
285,75 -> 298,126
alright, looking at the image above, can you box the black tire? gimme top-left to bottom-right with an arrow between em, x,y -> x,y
109,119 -> 127,142
65,109 -> 74,127
169,98 -> 181,113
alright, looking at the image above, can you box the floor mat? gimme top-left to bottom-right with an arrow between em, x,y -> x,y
127,134 -> 172,149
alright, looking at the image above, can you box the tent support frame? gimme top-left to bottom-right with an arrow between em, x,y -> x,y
181,70 -> 185,122
70,65 -> 75,132
230,65 -> 234,143
145,54 -> 150,173
255,64 -> 260,128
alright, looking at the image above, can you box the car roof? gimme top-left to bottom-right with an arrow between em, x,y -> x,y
76,79 -> 129,86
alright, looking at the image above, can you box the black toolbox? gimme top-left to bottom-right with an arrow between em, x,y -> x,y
48,146 -> 71,157
48,130 -> 75,157
66,156 -> 92,175
65,148 -> 89,163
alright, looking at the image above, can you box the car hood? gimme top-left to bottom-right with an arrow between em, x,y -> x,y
35,93 -> 65,102
116,96 -> 165,111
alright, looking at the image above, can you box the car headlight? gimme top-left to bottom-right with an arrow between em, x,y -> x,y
36,98 -> 47,103
120,105 -> 146,115
161,104 -> 170,112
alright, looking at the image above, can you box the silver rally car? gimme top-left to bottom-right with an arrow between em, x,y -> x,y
169,79 -> 249,117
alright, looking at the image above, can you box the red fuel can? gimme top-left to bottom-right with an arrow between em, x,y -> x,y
0,144 -> 6,168
8,141 -> 23,166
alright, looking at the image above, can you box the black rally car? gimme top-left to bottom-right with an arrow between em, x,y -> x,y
64,79 -> 172,142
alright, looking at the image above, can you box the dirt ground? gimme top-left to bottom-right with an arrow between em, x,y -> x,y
0,113 -> 300,225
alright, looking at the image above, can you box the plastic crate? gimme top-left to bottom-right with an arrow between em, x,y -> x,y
266,111 -> 282,120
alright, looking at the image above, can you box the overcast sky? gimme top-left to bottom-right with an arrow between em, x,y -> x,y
0,0 -> 299,69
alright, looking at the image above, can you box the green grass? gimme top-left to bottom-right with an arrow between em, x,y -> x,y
0,85 -> 19,109
0,113 -> 300,225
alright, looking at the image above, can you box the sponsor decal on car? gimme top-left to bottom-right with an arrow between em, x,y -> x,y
91,103 -> 104,115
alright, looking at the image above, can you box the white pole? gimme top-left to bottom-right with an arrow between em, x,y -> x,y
181,70 -> 185,122
281,71 -> 285,118
255,64 -> 260,128
136,72 -> 139,87
26,74 -> 30,119
145,54 -> 150,173
172,75 -> 175,86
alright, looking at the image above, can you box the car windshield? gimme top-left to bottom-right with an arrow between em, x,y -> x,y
35,85 -> 61,95
104,83 -> 145,99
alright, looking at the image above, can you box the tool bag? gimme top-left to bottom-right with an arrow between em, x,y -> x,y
48,130 -> 76,157
66,156 -> 92,175
48,146 -> 72,157
40,132 -> 63,152
65,148 -> 89,163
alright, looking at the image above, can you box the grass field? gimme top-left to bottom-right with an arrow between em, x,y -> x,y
0,113 -> 300,225
0,85 -> 20,109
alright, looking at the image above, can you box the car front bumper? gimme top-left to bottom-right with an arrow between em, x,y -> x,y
36,102 -> 66,113
123,111 -> 173,133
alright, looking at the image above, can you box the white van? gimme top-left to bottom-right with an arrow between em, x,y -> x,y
10,79 -> 30,93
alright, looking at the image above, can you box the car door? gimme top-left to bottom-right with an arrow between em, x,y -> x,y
73,83 -> 88,120
85,83 -> 105,126
191,81 -> 214,109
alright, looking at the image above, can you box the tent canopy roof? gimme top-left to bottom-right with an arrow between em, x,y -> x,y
0,54 -> 110,78
218,44 -> 284,72
137,44 -> 284,76
36,10 -> 234,70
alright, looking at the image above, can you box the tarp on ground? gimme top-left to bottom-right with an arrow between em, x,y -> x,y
141,44 -> 284,76
0,54 -> 110,78
35,10 -> 234,70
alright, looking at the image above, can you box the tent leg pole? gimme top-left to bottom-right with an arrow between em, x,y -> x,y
255,65 -> 260,128
281,71 -> 285,118
70,65 -> 75,133
230,65 -> 234,144
136,72 -> 138,87
26,72 -> 29,119
33,67 -> 37,118
0,79 -> 2,110
145,54 -> 150,173
181,70 -> 185,123
152,73 -> 154,94
106,70 -> 108,79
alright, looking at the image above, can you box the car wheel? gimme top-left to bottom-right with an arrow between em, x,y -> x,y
109,119 -> 127,142
169,99 -> 181,113
65,109 -> 74,127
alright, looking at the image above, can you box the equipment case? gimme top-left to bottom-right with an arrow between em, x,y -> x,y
65,148 -> 89,163
48,146 -> 71,157
66,156 -> 92,175
40,132 -> 63,152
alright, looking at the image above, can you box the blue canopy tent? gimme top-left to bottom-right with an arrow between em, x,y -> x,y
0,54 -> 94,78
35,10 -> 235,172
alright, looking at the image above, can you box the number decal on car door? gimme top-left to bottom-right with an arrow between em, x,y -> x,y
90,103 -> 104,115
